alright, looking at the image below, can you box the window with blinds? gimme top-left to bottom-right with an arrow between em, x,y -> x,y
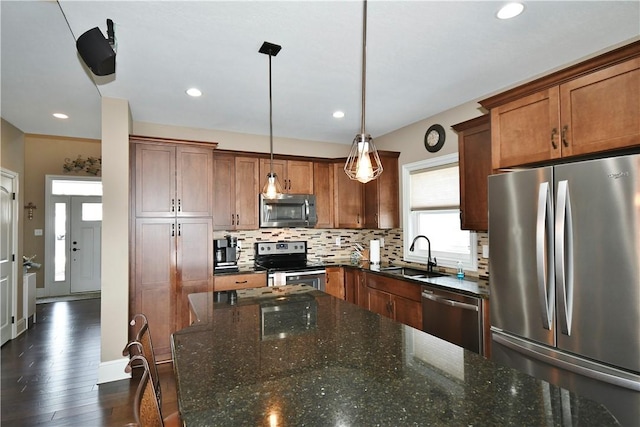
403,154 -> 477,270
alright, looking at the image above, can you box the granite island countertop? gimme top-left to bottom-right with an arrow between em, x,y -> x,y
173,286 -> 618,426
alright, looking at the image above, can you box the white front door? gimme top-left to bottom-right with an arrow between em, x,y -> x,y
70,196 -> 102,293
0,171 -> 16,345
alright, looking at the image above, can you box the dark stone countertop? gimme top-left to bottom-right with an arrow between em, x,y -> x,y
173,286 -> 618,426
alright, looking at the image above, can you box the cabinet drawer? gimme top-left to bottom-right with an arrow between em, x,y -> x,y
214,272 -> 266,291
366,272 -> 422,302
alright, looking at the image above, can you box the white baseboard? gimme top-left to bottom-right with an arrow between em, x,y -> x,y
97,357 -> 131,384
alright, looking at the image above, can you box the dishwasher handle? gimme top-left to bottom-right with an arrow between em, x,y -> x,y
422,290 -> 479,312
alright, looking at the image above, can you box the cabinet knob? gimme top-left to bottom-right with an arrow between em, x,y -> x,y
551,128 -> 558,149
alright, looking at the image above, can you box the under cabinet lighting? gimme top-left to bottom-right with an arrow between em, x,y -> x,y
186,87 -> 202,97
53,113 -> 68,119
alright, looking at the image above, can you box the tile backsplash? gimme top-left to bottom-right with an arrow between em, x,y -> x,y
215,229 -> 489,278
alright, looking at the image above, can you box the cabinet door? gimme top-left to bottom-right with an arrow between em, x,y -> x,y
287,160 -> 314,193
364,152 -> 399,229
235,157 -> 260,230
176,146 -> 213,217
560,57 -> 640,157
212,154 -> 236,230
491,88 -> 561,169
313,162 -> 334,228
134,144 -> 176,217
134,218 -> 176,362
368,288 -> 393,319
333,163 -> 363,228
344,268 -> 357,304
325,267 -> 345,299
176,218 -> 213,329
455,116 -> 491,231
259,158 -> 286,192
393,295 -> 422,330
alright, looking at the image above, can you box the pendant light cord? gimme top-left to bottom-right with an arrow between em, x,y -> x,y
360,0 -> 367,135
269,51 -> 274,174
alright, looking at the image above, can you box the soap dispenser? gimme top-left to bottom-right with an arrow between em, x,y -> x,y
456,261 -> 464,279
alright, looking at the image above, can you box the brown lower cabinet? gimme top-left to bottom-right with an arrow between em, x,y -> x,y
325,267 -> 345,299
366,272 -> 422,330
132,217 -> 213,362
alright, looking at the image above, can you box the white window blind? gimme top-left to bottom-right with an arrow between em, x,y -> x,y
410,164 -> 459,210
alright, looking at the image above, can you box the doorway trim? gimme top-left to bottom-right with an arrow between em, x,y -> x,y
1,168 -> 19,341
44,175 -> 102,297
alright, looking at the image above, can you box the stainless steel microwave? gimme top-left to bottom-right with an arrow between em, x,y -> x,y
259,194 -> 318,228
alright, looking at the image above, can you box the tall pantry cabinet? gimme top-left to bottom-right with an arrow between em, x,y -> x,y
130,137 -> 215,362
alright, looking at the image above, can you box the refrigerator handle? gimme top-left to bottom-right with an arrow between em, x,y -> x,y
555,180 -> 574,336
536,182 -> 555,330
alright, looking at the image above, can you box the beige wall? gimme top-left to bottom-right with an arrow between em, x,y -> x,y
1,118 -> 26,319
375,101 -> 486,227
99,97 -> 131,381
23,134 -> 101,289
133,121 -> 351,158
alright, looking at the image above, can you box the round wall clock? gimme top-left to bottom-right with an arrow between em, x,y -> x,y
424,124 -> 446,153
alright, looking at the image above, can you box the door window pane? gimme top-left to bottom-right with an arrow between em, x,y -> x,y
82,203 -> 102,221
54,202 -> 66,282
52,180 -> 102,196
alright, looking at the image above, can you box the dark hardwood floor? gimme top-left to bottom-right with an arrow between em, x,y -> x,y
1,298 -> 178,426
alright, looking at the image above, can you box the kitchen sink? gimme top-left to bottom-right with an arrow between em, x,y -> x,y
379,266 -> 446,279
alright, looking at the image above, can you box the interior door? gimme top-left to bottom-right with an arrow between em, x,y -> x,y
0,172 -> 15,345
70,196 -> 102,293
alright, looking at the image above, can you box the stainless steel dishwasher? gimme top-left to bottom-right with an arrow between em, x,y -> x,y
421,285 -> 483,354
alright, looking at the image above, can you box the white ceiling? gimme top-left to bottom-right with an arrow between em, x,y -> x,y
2,1 -> 639,145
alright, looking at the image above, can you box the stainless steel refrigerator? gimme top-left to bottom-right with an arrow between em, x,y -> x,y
488,154 -> 640,426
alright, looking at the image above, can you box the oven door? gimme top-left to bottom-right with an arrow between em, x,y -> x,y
268,269 -> 326,291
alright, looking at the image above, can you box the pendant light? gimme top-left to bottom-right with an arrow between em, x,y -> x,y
260,41 -> 284,199
344,0 -> 383,184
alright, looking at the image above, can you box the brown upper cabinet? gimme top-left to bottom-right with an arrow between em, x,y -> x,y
259,158 -> 314,194
313,161 -> 334,228
453,115 -> 491,232
213,154 -> 260,230
333,151 -> 400,229
482,41 -> 640,170
333,162 -> 365,228
364,151 -> 400,229
134,141 -> 213,217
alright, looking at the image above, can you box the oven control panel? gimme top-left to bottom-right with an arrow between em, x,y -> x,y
256,241 -> 307,255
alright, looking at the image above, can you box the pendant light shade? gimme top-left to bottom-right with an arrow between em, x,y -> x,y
260,41 -> 283,199
344,0 -> 383,184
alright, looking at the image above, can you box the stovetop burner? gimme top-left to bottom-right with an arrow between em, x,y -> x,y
255,240 -> 321,272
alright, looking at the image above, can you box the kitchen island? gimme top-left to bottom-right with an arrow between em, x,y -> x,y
172,285 -> 618,426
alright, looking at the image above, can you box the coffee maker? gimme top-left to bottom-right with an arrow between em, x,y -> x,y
214,235 -> 239,273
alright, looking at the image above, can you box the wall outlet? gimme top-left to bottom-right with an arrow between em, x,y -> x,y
237,240 -> 242,250
34,229 -> 43,236
482,244 -> 489,258
335,237 -> 341,247
379,237 -> 385,247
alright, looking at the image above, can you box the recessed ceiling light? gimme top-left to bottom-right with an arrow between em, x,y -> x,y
186,88 -> 202,97
497,2 -> 524,19
333,111 -> 345,119
53,113 -> 68,119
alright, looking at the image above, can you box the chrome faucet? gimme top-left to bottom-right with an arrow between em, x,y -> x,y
409,235 -> 437,272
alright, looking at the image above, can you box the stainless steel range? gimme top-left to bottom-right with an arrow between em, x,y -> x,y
254,241 -> 326,291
